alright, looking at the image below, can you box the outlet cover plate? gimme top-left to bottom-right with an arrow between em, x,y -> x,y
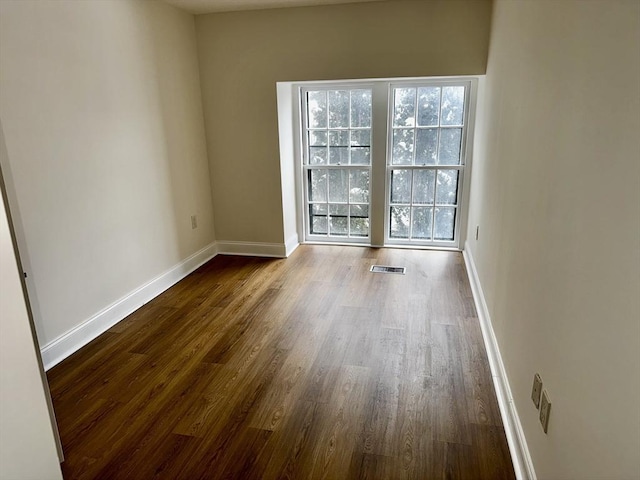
539,389 -> 551,433
532,373 -> 543,409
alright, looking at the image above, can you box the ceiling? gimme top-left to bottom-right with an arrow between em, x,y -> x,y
162,0 -> 391,15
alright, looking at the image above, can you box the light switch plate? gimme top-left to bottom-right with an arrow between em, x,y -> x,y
531,373 -> 543,409
539,389 -> 551,433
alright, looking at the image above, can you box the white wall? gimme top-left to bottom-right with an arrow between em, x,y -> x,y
466,1 -> 640,478
0,133 -> 62,478
276,82 -> 300,252
195,0 -> 492,245
0,0 -> 215,349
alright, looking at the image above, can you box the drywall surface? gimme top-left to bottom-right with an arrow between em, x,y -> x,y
0,0 -> 215,346
195,0 -> 492,243
0,173 -> 62,478
276,82 -> 299,248
466,1 -> 640,478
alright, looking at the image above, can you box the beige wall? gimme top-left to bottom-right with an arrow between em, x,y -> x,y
466,1 -> 640,478
1,138 -> 62,478
195,0 -> 492,243
0,0 -> 215,347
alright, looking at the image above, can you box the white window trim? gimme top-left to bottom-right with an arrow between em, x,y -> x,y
300,83 -> 376,245
384,79 -> 474,248
290,76 -> 479,251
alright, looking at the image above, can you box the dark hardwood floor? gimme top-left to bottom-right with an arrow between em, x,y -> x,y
47,245 -> 515,479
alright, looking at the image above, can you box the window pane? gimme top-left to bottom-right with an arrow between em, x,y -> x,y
390,169 -> 411,204
329,204 -> 348,235
434,207 -> 456,240
350,204 -> 368,216
311,215 -> 328,234
350,126 -> 371,165
392,129 -> 414,165
329,147 -> 348,165
309,146 -> 327,165
308,91 -> 327,128
330,204 -> 348,215
329,130 -> 349,146
310,204 -> 328,235
440,86 -> 465,126
415,129 -> 438,165
329,90 -> 349,128
328,169 -> 348,202
436,170 -> 459,205
412,207 -> 433,240
309,169 -> 327,202
350,169 -> 370,203
351,147 -> 370,165
390,206 -> 410,238
350,204 -> 369,237
329,131 -> 349,165
393,88 -> 416,127
309,130 -> 327,147
438,128 -> 462,165
312,203 -> 328,215
413,169 -> 435,204
351,130 -> 370,147
417,87 -> 440,126
350,89 -> 372,128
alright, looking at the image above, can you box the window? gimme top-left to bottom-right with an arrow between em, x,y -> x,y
300,79 -> 474,249
387,85 -> 467,244
303,88 -> 372,241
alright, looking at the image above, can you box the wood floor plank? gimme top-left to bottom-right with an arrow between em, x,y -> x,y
346,452 -> 390,480
48,246 -> 515,479
89,363 -> 219,480
305,365 -> 371,480
300,364 -> 342,404
247,313 -> 334,431
432,323 -> 474,446
458,317 -> 504,427
256,400 -> 321,480
393,376 -> 435,477
176,348 -> 289,479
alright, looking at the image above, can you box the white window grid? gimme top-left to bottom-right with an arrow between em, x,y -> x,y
296,78 -> 475,249
301,86 -> 374,242
384,81 -> 471,246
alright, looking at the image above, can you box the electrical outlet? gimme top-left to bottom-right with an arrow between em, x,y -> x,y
531,373 -> 543,409
475,225 -> 480,240
539,390 -> 551,433
191,215 -> 197,229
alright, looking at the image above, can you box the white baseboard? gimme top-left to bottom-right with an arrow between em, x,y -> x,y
284,234 -> 300,257
40,242 -> 218,370
463,248 -> 537,480
216,240 -> 289,258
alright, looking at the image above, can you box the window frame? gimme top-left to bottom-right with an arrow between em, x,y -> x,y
384,79 -> 474,248
294,77 -> 478,251
300,83 -> 375,245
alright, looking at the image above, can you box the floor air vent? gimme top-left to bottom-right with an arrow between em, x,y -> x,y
370,265 -> 406,275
